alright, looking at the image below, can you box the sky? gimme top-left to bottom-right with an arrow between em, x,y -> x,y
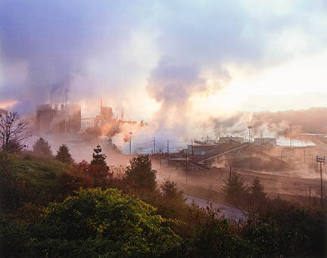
0,0 -> 327,127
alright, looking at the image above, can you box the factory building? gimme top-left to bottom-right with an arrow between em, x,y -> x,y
36,103 -> 81,134
36,105 -> 56,133
95,105 -> 114,127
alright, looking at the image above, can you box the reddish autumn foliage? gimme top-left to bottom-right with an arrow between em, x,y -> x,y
60,160 -> 113,193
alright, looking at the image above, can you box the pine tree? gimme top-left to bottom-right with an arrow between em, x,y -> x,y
56,144 -> 73,164
161,180 -> 182,200
33,137 -> 52,156
88,145 -> 110,186
222,172 -> 247,209
90,145 -> 109,171
247,177 -> 267,215
124,155 -> 157,191
250,177 -> 266,200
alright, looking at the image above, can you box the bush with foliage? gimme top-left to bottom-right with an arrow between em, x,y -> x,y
57,160 -> 93,195
188,216 -> 253,257
1,150 -> 326,258
23,188 -> 182,257
243,200 -> 326,257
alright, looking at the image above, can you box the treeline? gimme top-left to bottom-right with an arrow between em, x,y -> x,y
253,107 -> 327,135
0,137 -> 326,257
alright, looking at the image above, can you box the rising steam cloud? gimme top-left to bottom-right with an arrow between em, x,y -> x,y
0,0 -> 149,113
0,0 -> 326,137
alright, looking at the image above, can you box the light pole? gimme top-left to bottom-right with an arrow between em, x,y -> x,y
316,155 -> 325,208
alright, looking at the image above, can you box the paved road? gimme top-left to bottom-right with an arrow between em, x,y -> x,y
184,194 -> 247,221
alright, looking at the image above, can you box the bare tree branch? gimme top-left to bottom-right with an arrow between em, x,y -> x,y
0,112 -> 31,152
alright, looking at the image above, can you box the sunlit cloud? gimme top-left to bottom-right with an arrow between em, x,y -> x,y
0,100 -> 18,109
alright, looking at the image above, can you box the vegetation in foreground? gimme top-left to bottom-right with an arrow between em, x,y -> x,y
0,143 -> 326,257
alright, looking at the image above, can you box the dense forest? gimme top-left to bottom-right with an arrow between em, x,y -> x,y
0,138 -> 325,257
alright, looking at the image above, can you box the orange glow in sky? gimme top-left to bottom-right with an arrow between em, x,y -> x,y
0,100 -> 18,109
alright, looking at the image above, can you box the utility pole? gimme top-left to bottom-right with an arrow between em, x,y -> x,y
185,150 -> 189,184
167,139 -> 169,154
129,132 -> 132,155
248,126 -> 253,142
316,155 -> 325,208
308,186 -> 312,207
154,137 -> 156,154
289,124 -> 293,148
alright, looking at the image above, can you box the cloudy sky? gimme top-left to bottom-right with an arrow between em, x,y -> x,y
0,0 -> 326,123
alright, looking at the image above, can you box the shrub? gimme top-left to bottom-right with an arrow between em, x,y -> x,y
26,188 -> 181,257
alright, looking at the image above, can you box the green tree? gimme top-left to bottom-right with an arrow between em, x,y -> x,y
247,177 -> 267,215
90,145 -> 109,171
56,144 -> 73,164
26,188 -> 181,257
88,145 -> 111,187
124,155 -> 157,191
250,177 -> 266,203
161,180 -> 182,200
33,137 -> 52,156
222,172 -> 248,209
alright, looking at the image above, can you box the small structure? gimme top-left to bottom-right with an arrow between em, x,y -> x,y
219,136 -> 244,144
187,144 -> 218,156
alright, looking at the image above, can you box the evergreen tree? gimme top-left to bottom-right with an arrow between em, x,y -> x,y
33,137 -> 52,156
247,177 -> 267,215
56,145 -> 73,164
124,155 -> 156,191
90,145 -> 109,172
222,172 -> 247,209
161,180 -> 181,200
250,177 -> 266,200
